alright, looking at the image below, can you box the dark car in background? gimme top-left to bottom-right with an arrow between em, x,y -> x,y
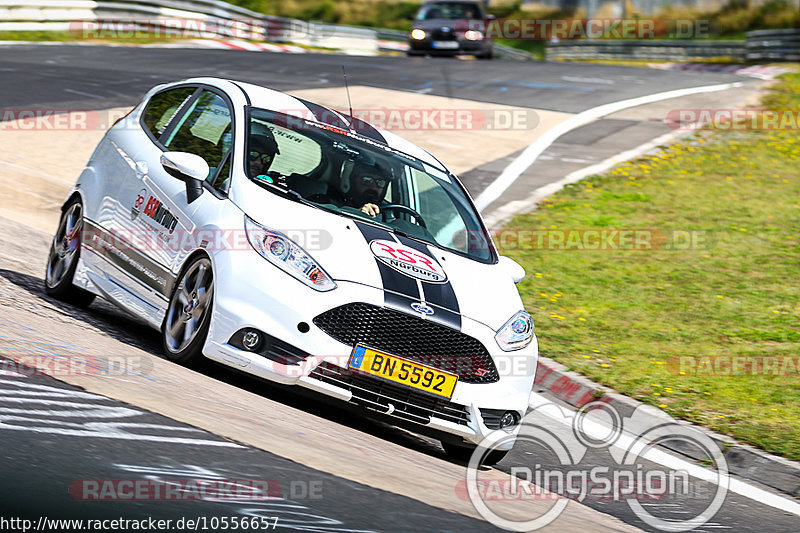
407,0 -> 494,59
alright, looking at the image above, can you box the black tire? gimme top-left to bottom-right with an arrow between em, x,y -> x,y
44,198 -> 95,307
162,255 -> 214,364
441,440 -> 509,466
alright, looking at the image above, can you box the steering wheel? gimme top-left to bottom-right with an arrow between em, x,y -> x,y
380,204 -> 427,229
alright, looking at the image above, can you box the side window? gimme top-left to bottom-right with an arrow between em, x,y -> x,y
250,119 -> 322,177
163,90 -> 233,180
142,87 -> 196,139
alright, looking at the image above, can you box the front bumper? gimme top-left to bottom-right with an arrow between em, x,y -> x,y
203,247 -> 538,447
408,38 -> 489,56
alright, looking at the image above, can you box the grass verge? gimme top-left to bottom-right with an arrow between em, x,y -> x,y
501,68 -> 800,461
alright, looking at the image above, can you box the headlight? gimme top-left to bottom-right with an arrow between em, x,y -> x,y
464,30 -> 483,40
245,216 -> 336,292
495,311 -> 534,351
410,29 -> 426,40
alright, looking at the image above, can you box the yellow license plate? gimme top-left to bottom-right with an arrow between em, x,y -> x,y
348,344 -> 458,399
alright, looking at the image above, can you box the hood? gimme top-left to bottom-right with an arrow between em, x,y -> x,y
235,186 -> 522,332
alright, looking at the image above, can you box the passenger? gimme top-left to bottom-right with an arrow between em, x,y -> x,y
248,131 -> 280,180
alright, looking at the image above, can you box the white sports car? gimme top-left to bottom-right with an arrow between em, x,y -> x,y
45,78 -> 537,464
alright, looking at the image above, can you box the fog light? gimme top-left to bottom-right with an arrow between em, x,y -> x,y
242,331 -> 261,351
499,411 -> 520,429
410,29 -> 426,40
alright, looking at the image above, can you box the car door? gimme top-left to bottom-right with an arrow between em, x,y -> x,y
133,87 -> 235,300
80,86 -> 199,322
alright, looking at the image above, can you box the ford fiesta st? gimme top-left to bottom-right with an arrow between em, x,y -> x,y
45,78 -> 537,464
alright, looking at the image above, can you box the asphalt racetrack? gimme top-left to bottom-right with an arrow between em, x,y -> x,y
0,45 -> 796,532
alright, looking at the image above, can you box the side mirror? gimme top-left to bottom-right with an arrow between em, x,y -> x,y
160,152 -> 209,203
498,256 -> 525,284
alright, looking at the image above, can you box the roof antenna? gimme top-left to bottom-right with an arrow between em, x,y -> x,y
342,65 -> 354,119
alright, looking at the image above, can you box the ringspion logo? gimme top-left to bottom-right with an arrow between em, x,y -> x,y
463,401 -> 729,531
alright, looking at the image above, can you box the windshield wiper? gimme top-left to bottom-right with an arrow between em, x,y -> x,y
250,177 -> 307,205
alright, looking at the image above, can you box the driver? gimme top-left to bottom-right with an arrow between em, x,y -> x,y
348,164 -> 389,217
314,160 -> 390,218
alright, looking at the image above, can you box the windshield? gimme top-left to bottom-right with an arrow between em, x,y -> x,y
247,108 -> 494,262
416,2 -> 482,20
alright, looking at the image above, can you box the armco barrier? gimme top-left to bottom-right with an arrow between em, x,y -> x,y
547,39 -> 746,62
0,0 -> 531,59
0,0 -> 380,54
746,28 -> 800,62
546,29 -> 800,62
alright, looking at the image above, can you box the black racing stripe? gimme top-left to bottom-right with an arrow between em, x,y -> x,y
230,81 -> 251,105
383,290 -> 461,331
354,221 -> 462,331
347,117 -> 387,144
296,98 -> 350,129
295,97 -> 387,144
383,291 -> 421,315
353,221 -> 419,300
393,235 -> 461,316
423,304 -> 461,331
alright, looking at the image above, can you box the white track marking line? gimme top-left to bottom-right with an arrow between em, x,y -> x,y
483,129 -> 682,228
474,82 -> 742,212
63,87 -> 104,99
528,393 -> 800,516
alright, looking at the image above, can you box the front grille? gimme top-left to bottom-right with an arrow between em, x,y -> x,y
310,361 -> 470,426
431,27 -> 457,40
313,303 -> 499,383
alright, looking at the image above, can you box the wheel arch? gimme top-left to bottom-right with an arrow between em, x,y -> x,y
61,191 -> 84,212
160,248 -> 214,332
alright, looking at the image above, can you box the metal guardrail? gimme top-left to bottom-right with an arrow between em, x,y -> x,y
547,39 -> 746,62
0,0 -> 382,53
546,29 -> 800,63
746,29 -> 800,62
0,0 -> 532,60
7,0 -> 799,62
